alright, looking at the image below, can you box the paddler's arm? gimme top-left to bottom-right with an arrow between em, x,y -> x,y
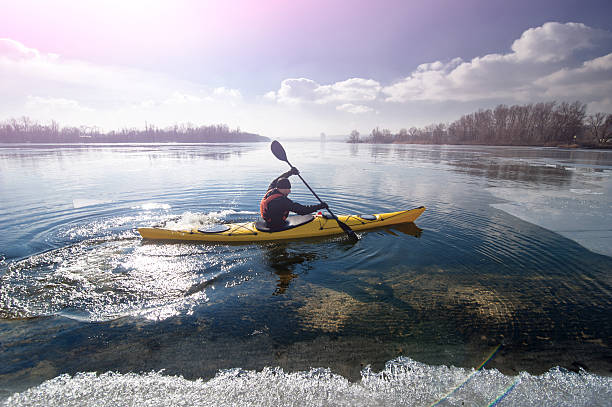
268,167 -> 299,190
288,200 -> 328,215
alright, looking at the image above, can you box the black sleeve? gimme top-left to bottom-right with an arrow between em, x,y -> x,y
288,201 -> 327,215
268,169 -> 295,190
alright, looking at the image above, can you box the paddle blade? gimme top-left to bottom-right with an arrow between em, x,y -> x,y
338,220 -> 359,241
271,140 -> 288,162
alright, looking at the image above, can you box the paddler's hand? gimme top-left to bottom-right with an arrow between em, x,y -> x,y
318,202 -> 328,210
290,166 -> 300,176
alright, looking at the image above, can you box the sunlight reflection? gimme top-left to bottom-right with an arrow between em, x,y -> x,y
0,238 -> 237,321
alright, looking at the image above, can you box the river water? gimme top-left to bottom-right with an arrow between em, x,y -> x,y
0,142 -> 610,406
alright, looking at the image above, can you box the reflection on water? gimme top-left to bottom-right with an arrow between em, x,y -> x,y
263,244 -> 321,295
0,143 -> 260,168
449,160 -> 573,186
1,142 -> 611,401
358,143 -> 611,186
383,222 -> 423,238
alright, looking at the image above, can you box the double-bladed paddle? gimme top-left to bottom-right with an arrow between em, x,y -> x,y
270,140 -> 359,242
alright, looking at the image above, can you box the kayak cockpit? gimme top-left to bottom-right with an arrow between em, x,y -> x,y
197,224 -> 231,233
255,214 -> 315,233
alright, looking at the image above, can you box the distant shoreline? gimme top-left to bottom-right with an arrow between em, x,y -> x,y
0,118 -> 269,144
2,140 -> 610,149
0,139 -> 270,145
0,136 -> 270,144
343,139 -> 612,150
386,141 -> 612,149
344,101 -> 612,148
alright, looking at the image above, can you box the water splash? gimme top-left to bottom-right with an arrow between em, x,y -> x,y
163,209 -> 259,230
0,237 -> 249,321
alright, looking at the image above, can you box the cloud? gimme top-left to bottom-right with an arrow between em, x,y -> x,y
275,78 -> 321,104
535,53 -> 612,101
161,92 -> 206,106
0,38 -> 199,110
271,77 -> 381,105
2,21 -> 612,139
336,103 -> 375,114
26,96 -> 93,112
511,22 -> 610,63
382,22 -> 612,103
0,38 -> 42,60
266,22 -> 612,117
0,38 -> 247,129
586,97 -> 612,113
317,78 -> 381,103
213,87 -> 242,100
537,55 -> 612,112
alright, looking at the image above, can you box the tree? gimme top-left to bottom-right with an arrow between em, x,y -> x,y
397,128 -> 408,142
605,114 -> 612,144
408,127 -> 418,139
348,130 -> 360,143
554,101 -> 586,144
585,112 -> 608,144
0,116 -> 267,143
431,123 -> 447,144
344,100 -> 609,147
493,104 -> 509,142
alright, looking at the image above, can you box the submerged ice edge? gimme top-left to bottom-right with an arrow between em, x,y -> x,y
488,184 -> 612,258
3,357 -> 611,407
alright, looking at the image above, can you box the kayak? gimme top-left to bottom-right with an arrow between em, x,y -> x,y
137,206 -> 425,242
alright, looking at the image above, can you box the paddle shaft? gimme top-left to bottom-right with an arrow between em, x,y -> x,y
286,160 -> 338,219
271,140 -> 358,241
283,159 -> 358,240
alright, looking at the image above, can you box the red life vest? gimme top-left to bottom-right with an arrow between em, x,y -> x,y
260,189 -> 289,223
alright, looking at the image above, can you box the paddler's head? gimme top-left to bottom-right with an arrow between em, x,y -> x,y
276,178 -> 291,196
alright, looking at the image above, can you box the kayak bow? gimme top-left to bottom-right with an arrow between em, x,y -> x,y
137,206 -> 425,242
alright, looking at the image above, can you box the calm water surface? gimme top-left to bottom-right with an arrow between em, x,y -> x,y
0,142 -> 611,405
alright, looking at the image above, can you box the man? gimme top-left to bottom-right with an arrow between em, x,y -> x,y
260,167 -> 328,230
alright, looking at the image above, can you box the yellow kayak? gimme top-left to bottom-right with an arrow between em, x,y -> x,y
138,206 -> 425,242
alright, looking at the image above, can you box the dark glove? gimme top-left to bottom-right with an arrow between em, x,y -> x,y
290,166 -> 300,176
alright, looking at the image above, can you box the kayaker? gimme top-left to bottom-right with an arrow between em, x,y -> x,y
260,167 -> 328,230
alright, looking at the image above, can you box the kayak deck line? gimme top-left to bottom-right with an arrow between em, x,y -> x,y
227,222 -> 258,236
137,206 -> 426,242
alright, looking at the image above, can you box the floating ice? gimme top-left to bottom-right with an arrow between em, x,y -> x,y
3,358 -> 610,407
489,185 -> 612,257
569,189 -> 604,195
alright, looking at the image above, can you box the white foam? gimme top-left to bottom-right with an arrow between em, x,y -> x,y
164,210 -> 258,230
3,358 -> 610,406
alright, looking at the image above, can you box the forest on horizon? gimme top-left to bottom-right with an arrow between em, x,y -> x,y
2,100 -> 612,147
348,101 -> 612,148
0,118 -> 269,143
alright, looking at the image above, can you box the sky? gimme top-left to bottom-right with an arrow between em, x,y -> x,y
1,0 -> 612,139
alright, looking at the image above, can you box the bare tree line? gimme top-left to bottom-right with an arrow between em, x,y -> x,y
0,117 -> 268,143
348,101 -> 612,147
